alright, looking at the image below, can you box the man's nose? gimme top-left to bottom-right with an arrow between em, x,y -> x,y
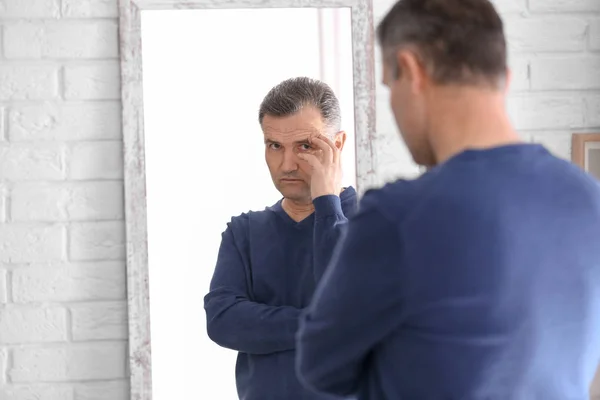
281,149 -> 299,172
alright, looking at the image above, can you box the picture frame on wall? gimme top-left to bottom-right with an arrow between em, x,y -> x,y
571,133 -> 600,180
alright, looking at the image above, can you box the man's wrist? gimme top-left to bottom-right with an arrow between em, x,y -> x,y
311,186 -> 342,199
313,194 -> 343,219
312,191 -> 337,199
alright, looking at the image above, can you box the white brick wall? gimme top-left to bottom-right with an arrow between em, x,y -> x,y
0,1 -> 598,400
0,1 -> 129,399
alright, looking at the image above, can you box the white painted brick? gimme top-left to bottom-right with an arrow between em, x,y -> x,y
4,21 -> 118,59
372,0 -> 394,21
529,132 -> 572,160
8,102 -> 122,142
488,0 -> 528,15
0,386 -> 74,400
508,57 -> 530,92
11,262 -> 126,303
63,62 -> 121,100
586,95 -> 600,126
0,269 -> 7,303
0,185 -> 6,223
71,302 -> 128,341
1,106 -> 6,141
508,95 -> 585,131
373,51 -> 384,84
0,143 -> 64,181
62,0 -> 119,18
530,56 -> 600,90
505,17 -> 586,53
529,0 -> 600,12
374,89 -> 421,182
373,0 -> 527,21
0,0 -> 60,18
0,348 -> 6,384
11,182 -> 124,222
67,141 -> 123,180
375,86 -> 392,130
0,307 -> 67,344
590,19 -> 600,52
69,222 -> 126,261
74,380 -> 129,400
9,342 -> 128,382
0,224 -> 64,263
0,66 -> 59,100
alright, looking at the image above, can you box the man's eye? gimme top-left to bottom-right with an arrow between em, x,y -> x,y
299,144 -> 311,151
269,143 -> 281,150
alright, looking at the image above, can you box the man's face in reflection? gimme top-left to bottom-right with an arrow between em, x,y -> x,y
262,106 -> 332,203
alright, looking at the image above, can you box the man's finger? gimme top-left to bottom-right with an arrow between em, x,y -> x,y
309,135 -> 335,164
297,153 -> 320,168
318,134 -> 341,164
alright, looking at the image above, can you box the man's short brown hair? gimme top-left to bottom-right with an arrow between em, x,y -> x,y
376,0 -> 507,87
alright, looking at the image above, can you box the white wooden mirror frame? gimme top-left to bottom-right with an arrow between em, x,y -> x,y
118,0 -> 377,398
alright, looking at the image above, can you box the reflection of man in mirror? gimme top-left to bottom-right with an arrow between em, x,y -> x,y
204,77 -> 357,400
297,0 -> 600,399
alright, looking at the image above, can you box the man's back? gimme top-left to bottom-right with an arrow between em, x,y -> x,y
297,144 -> 600,400
363,144 -> 600,399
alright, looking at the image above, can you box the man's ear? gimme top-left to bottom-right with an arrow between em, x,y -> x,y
397,49 -> 427,93
334,131 -> 347,151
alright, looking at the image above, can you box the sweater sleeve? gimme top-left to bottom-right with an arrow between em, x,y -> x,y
312,194 -> 349,282
204,222 -> 302,355
296,197 -> 405,397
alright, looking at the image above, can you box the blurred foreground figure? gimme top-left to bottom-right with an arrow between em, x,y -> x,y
296,1 -> 600,399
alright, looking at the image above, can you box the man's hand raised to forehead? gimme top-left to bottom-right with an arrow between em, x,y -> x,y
297,134 -> 343,200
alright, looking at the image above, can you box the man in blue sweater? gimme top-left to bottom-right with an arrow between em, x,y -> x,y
296,1 -> 600,399
204,77 -> 357,400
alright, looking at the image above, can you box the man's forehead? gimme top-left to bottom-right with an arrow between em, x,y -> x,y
263,128 -> 313,143
262,118 -> 323,141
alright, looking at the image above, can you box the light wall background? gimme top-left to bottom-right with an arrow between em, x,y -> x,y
0,0 -> 599,399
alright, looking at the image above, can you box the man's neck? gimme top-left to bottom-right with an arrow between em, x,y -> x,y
281,188 -> 347,222
282,198 -> 314,222
427,86 -> 522,165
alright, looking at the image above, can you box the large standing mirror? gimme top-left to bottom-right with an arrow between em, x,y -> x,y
118,1 -> 375,399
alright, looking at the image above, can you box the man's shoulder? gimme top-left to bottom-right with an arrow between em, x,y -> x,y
358,165 -> 478,224
228,211 -> 250,227
228,206 -> 275,227
359,176 -> 431,223
229,207 -> 273,225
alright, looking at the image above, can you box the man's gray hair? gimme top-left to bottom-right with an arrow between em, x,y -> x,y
376,0 -> 507,87
258,77 -> 341,134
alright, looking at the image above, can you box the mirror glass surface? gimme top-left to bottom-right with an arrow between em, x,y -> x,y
140,8 -> 355,399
